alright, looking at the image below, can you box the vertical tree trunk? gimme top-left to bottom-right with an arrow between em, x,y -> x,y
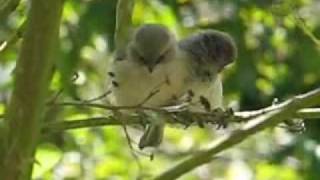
0,0 -> 64,179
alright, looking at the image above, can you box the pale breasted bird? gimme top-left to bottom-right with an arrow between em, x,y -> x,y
109,25 -> 237,149
108,24 -> 189,149
178,30 -> 237,112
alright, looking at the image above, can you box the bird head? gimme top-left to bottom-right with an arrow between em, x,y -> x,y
200,30 -> 237,73
179,30 -> 237,81
129,24 -> 176,73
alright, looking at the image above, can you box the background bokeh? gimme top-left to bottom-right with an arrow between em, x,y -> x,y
1,0 -> 320,179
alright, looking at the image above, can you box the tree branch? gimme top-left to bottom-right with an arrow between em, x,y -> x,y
294,14 -> 320,47
44,96 -> 320,133
0,0 -> 64,179
42,116 -> 146,133
0,20 -> 26,53
42,107 -> 320,133
0,0 -> 21,21
153,87 -> 320,180
114,0 -> 134,59
295,108 -> 320,119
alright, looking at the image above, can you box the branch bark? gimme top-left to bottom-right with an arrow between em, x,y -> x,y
0,0 -> 63,179
153,87 -> 320,180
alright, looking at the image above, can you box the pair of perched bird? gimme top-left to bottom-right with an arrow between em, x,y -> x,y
108,24 -> 237,149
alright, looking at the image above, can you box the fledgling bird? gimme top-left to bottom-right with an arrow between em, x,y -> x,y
109,25 -> 237,149
178,30 -> 237,112
108,24 -> 189,149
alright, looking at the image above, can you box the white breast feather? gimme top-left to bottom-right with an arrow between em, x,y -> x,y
187,75 -> 223,112
109,54 -> 189,107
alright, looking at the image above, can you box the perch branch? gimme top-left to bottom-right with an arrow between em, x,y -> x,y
42,116 -> 146,133
153,87 -> 320,180
45,102 -> 320,133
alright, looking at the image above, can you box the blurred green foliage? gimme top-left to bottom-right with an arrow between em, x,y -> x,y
1,0 -> 320,179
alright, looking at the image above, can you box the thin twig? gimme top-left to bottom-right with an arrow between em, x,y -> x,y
81,90 -> 111,103
114,111 -> 144,171
294,15 -> 320,47
46,89 -> 64,104
136,78 -> 171,106
0,20 -> 26,53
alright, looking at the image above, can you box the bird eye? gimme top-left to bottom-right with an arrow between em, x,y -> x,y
139,56 -> 145,62
155,54 -> 165,65
204,71 -> 211,77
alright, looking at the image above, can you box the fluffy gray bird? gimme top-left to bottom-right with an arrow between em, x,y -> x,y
109,25 -> 236,149
178,30 -> 237,112
109,24 -> 189,149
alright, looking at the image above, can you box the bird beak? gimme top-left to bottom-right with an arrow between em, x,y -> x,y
147,66 -> 154,73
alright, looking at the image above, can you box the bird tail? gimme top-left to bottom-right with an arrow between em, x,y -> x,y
139,124 -> 164,149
